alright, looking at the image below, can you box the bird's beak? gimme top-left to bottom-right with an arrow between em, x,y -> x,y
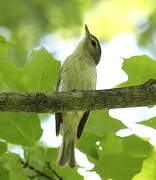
85,24 -> 90,38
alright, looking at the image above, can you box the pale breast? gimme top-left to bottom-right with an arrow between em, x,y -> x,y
59,56 -> 97,91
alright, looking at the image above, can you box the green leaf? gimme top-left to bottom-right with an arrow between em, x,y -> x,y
1,153 -> 29,180
0,141 -> 7,155
94,134 -> 153,180
133,152 -> 156,180
101,133 -> 123,155
25,146 -> 83,180
0,60 -> 24,91
122,135 -> 154,158
86,110 -> 126,137
0,162 -> 9,180
77,132 -> 100,160
0,113 -> 42,146
0,48 -> 61,92
119,55 -> 156,87
55,165 -> 83,180
0,35 -> 9,59
77,110 -> 125,160
0,48 -> 59,145
24,146 -> 46,171
22,48 -> 61,92
139,116 -> 156,129
45,148 -> 83,180
95,153 -> 144,180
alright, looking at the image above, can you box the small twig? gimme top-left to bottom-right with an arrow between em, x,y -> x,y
19,159 -> 54,180
46,162 -> 63,180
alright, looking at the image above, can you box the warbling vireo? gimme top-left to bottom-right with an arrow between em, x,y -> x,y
55,25 -> 101,168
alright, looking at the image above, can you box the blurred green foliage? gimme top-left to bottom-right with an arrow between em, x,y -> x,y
0,0 -> 96,66
1,0 -> 156,65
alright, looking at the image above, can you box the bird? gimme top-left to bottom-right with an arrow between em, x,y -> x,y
55,25 -> 101,168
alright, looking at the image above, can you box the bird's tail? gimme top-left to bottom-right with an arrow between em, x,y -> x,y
57,131 -> 76,168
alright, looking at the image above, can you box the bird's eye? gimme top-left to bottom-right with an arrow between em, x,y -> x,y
91,40 -> 96,47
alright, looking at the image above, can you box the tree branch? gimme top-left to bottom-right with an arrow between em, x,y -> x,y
0,79 -> 156,113
46,162 -> 63,180
20,159 -> 54,180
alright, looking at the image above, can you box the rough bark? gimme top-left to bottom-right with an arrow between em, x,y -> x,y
0,79 -> 156,113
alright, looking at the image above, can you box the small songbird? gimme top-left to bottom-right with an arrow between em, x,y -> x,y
55,25 -> 101,168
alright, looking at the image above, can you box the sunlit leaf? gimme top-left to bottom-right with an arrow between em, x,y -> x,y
94,134 -> 153,180
133,152 -> 156,180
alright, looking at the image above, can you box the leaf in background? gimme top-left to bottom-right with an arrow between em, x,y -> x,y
133,151 -> 156,180
55,165 -> 83,180
101,133 -> 123,155
24,146 -> 46,171
77,132 -> 100,160
94,134 -> 153,180
0,35 -> 9,59
139,116 -> 156,129
0,162 -> 9,180
22,48 -> 61,92
122,135 -> 154,158
118,55 -> 156,87
77,110 -> 126,160
0,60 -> 25,91
0,113 -> 42,146
0,48 -> 61,92
45,148 -> 83,180
24,146 -> 83,180
0,48 -> 60,145
0,153 -> 29,180
0,141 -> 7,155
85,110 -> 126,137
95,152 -> 144,180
